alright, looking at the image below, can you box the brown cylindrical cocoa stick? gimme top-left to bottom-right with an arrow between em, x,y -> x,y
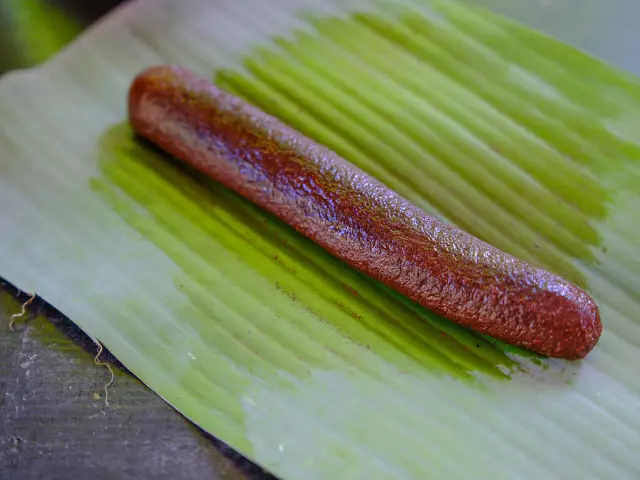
128,65 -> 602,359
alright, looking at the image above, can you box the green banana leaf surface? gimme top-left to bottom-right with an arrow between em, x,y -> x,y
1,0 -> 639,478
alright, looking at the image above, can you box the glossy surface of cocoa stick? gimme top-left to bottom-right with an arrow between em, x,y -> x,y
128,65 -> 602,359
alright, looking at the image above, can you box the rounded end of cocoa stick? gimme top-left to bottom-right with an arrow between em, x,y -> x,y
128,65 -> 217,140
128,65 -> 183,122
522,284 -> 603,360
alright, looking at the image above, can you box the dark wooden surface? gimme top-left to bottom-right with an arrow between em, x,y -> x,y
0,282 -> 275,480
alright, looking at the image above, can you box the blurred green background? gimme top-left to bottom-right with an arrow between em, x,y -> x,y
1,0 -> 638,78
0,0 -> 122,74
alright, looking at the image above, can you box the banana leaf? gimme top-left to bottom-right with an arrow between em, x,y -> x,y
1,0 -> 639,478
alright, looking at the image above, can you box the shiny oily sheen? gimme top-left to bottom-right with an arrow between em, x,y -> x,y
128,65 -> 602,359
